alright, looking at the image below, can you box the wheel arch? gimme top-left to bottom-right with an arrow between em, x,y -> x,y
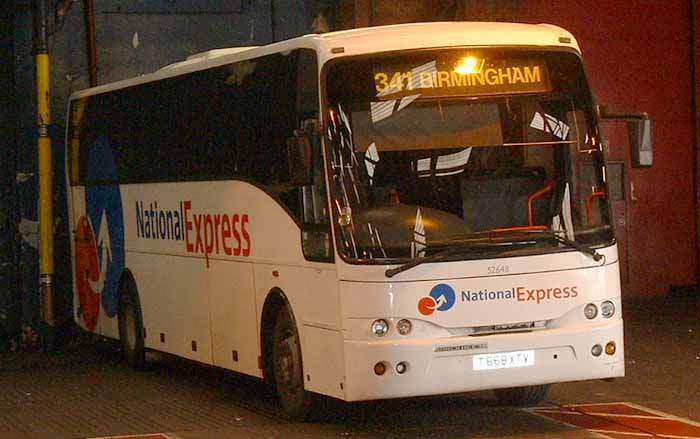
260,287 -> 297,383
116,267 -> 147,370
118,268 -> 139,304
117,268 -> 144,328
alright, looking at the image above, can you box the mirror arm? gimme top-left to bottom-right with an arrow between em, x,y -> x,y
598,105 -> 649,121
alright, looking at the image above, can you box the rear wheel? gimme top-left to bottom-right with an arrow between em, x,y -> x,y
494,384 -> 551,405
118,277 -> 146,370
272,306 -> 313,420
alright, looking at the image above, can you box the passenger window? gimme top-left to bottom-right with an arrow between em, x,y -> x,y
301,132 -> 333,262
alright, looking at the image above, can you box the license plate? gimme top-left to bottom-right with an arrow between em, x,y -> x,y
472,350 -> 535,371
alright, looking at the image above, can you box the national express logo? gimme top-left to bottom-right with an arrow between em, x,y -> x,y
133,200 -> 251,268
75,136 -> 125,331
418,284 -> 457,316
417,284 -> 580,316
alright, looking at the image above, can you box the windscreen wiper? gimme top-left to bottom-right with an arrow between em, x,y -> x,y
384,235 -> 529,278
500,229 -> 604,262
385,246 -> 464,278
384,230 -> 603,278
548,232 -> 604,262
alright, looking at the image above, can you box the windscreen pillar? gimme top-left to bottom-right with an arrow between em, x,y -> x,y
34,0 -> 55,348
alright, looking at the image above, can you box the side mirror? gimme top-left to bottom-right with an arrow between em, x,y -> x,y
287,136 -> 313,186
598,105 -> 653,168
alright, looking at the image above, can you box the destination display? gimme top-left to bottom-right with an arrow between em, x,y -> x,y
373,56 -> 551,99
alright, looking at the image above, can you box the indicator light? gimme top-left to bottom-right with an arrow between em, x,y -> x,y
374,362 -> 386,376
605,341 -> 616,356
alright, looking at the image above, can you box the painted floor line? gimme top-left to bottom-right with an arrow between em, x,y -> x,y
84,434 -> 172,439
527,403 -> 700,439
590,429 -> 653,437
522,406 -> 614,437
525,408 -> 585,415
565,402 -> 640,408
563,402 -> 664,417
594,413 -> 683,420
623,402 -> 700,428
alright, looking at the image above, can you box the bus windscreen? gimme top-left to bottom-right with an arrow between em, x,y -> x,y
325,48 -> 612,262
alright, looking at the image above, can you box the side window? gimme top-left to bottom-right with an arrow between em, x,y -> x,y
291,50 -> 332,262
243,53 -> 299,217
77,93 -> 131,185
226,48 -> 323,229
301,134 -> 333,262
72,47 -> 332,261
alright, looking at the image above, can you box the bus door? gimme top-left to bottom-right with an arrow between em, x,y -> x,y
596,120 -> 630,291
605,162 -> 628,289
599,115 -> 650,293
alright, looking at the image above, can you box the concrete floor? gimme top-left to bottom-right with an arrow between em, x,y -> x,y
0,296 -> 698,439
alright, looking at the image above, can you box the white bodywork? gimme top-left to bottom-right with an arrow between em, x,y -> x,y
69,22 -> 580,100
67,22 -> 622,402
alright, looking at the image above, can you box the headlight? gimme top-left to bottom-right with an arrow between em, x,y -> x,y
601,301 -> 615,318
396,319 -> 412,335
371,319 -> 389,337
584,303 -> 598,319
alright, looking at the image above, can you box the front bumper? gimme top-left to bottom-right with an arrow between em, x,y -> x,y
342,319 -> 624,401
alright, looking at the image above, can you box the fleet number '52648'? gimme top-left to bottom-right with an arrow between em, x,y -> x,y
488,265 -> 510,274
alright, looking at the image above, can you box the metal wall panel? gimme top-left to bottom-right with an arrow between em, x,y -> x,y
519,0 -> 696,295
8,0 -> 330,342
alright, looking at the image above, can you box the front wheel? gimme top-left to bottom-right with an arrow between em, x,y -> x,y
272,306 -> 313,420
118,277 -> 147,370
494,384 -> 551,405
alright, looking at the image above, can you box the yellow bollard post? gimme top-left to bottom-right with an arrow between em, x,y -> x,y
35,0 -> 55,348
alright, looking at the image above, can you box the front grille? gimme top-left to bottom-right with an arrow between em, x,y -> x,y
447,319 -> 549,337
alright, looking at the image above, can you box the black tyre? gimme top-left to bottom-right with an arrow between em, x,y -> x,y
272,306 -> 313,420
494,384 -> 551,406
118,276 -> 147,370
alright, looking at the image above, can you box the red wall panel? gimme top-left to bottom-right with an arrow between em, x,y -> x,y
519,0 -> 697,295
